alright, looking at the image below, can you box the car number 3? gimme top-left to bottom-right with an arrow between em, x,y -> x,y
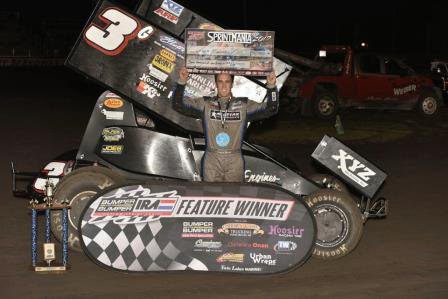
84,8 -> 140,56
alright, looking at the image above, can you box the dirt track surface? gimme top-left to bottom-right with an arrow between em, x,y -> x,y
1,68 -> 448,299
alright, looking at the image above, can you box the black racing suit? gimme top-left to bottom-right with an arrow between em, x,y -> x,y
173,82 -> 279,182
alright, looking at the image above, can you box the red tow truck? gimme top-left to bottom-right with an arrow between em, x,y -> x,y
278,45 -> 443,118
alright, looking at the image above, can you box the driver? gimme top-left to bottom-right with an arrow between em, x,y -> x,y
173,67 -> 278,182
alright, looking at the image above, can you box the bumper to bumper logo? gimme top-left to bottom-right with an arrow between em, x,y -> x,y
182,221 -> 214,238
216,132 -> 230,147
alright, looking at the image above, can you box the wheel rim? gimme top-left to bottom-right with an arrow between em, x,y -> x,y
68,191 -> 96,229
422,97 -> 437,115
318,97 -> 335,116
314,204 -> 349,248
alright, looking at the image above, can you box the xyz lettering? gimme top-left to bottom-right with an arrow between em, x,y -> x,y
331,149 -> 376,187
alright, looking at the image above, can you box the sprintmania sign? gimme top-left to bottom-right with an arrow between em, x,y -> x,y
89,185 -> 294,223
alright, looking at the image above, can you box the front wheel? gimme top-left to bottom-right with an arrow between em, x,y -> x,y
416,89 -> 441,116
305,189 -> 363,259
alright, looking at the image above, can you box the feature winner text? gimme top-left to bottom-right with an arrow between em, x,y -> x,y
175,198 -> 293,221
90,187 -> 295,222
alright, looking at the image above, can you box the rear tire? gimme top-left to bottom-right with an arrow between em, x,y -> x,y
50,166 -> 122,252
417,89 -> 441,116
305,189 -> 363,259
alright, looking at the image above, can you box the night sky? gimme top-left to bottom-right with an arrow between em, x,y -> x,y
2,0 -> 447,66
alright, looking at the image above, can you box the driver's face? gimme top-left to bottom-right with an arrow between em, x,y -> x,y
216,74 -> 233,98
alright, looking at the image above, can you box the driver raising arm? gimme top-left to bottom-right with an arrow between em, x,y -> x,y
172,68 -> 278,182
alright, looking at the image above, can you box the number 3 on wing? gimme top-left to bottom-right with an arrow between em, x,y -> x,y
84,8 -> 141,56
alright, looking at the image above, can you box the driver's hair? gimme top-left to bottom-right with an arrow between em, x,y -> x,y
215,73 -> 234,83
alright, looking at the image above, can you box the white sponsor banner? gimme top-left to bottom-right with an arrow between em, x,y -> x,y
88,186 -> 294,224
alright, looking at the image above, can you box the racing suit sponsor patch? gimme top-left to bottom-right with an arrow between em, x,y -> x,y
210,110 -> 241,121
216,132 -> 230,147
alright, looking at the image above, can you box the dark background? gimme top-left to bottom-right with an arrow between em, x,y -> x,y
1,0 -> 447,71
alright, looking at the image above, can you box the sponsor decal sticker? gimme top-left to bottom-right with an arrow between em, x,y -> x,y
220,265 -> 262,272
87,186 -> 294,224
216,253 -> 244,263
152,54 -> 175,74
331,149 -> 376,187
105,92 -> 119,98
101,145 -> 124,155
160,48 -> 176,62
137,81 -> 161,98
182,221 -> 214,238
268,225 -> 304,238
161,0 -> 184,17
249,253 -> 276,266
104,98 -> 124,109
227,242 -> 268,249
194,239 -> 222,252
159,35 -> 185,54
273,241 -> 297,254
153,7 -> 179,24
195,239 -> 222,249
244,170 -> 280,183
139,73 -> 168,92
102,127 -> 125,142
218,223 -> 264,237
91,188 -> 177,219
101,109 -> 124,120
147,64 -> 169,82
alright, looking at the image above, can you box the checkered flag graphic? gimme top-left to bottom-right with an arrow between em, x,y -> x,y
81,201 -> 207,272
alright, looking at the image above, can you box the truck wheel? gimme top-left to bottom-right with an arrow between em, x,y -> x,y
50,166 -> 122,252
305,189 -> 363,260
313,90 -> 338,119
308,173 -> 349,194
417,89 -> 441,116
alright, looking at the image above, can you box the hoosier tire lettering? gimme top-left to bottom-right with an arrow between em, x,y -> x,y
305,194 -> 341,208
305,189 -> 363,260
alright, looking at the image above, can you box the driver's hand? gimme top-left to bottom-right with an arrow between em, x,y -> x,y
179,66 -> 190,82
266,71 -> 276,86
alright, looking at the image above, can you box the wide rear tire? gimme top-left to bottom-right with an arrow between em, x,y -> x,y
305,189 -> 363,259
